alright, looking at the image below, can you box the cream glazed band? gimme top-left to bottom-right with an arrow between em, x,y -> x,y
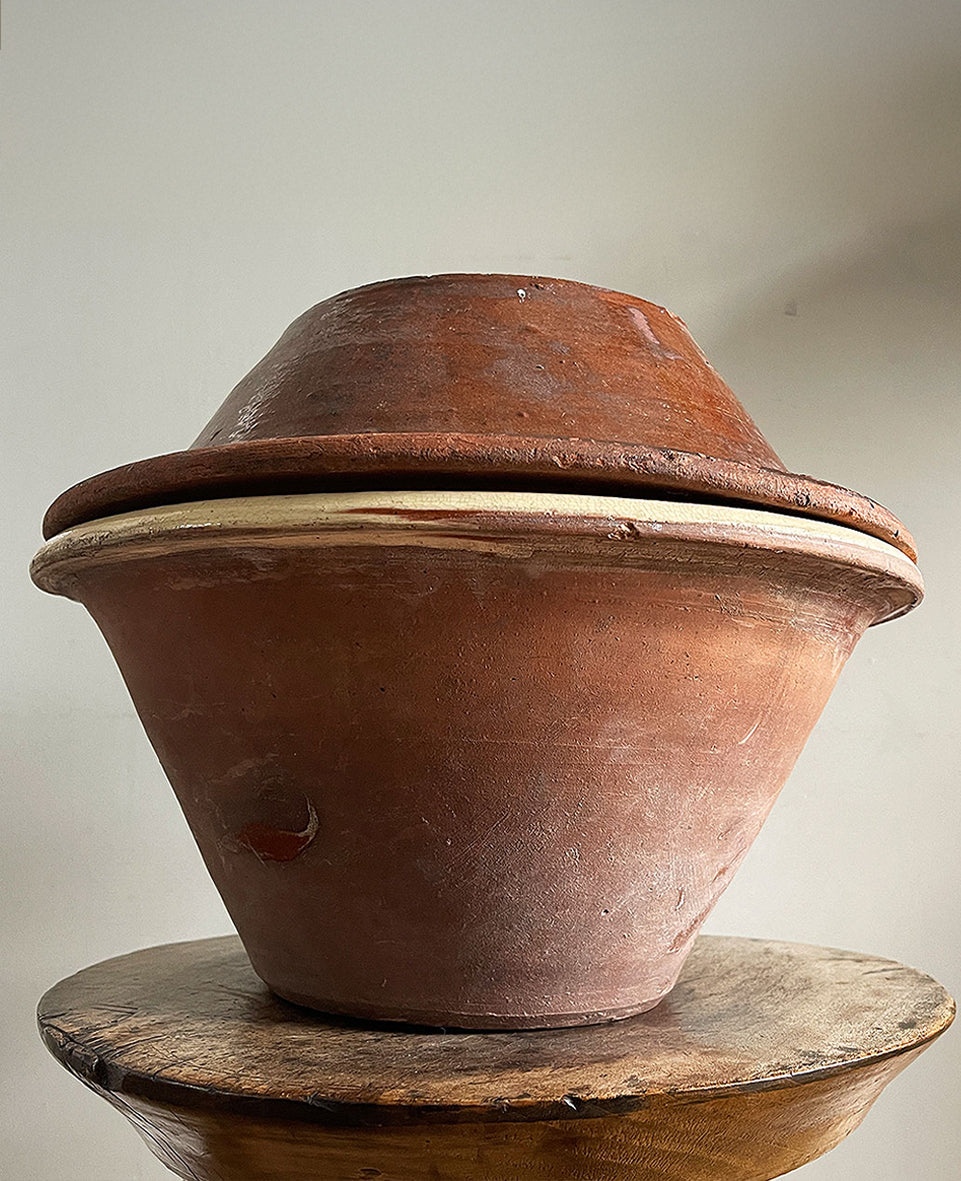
32,489 -> 923,621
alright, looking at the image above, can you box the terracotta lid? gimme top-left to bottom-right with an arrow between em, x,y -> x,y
41,274 -> 915,559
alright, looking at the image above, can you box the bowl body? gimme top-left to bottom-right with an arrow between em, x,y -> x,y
32,491 -> 922,1028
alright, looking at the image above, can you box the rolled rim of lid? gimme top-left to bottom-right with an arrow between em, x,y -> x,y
41,433 -> 917,560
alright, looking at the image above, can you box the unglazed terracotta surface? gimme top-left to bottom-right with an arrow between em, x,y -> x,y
193,275 -> 780,462
41,275 -> 915,557
32,492 -> 922,1028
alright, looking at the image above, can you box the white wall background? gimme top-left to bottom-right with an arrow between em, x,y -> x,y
3,2 -> 959,1177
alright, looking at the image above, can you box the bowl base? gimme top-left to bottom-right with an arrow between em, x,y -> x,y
266,983 -> 672,1031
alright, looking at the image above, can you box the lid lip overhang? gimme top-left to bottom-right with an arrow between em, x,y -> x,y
41,432 -> 917,563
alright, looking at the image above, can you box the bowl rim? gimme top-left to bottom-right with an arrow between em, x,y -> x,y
31,489 -> 923,626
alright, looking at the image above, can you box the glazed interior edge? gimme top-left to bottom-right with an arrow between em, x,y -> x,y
31,489 -> 923,624
39,437 -> 917,562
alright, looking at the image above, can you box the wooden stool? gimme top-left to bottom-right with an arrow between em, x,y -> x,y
38,935 -> 953,1180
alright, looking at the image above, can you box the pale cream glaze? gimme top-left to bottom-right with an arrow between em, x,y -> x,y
32,489 -> 923,624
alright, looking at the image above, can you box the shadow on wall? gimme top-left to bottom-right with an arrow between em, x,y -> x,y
598,43 -> 961,328
709,202 -> 961,500
759,50 -> 961,237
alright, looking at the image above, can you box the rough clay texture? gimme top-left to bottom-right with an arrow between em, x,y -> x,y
37,498 -> 910,1028
40,275 -> 914,558
191,274 -> 779,463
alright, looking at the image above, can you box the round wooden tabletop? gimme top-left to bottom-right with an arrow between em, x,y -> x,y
39,935 -> 954,1181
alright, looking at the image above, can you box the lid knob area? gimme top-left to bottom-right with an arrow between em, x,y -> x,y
39,274 -> 915,562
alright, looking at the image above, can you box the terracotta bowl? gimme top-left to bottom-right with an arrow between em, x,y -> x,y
31,490 -> 922,1029
41,274 -> 914,558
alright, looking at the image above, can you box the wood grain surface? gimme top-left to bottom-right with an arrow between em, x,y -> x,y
38,935 -> 954,1180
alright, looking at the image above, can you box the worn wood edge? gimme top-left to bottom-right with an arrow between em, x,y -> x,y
38,1015 -> 952,1129
37,935 -> 955,1129
77,1048 -> 929,1181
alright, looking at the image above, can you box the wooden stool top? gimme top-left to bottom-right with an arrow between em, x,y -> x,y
38,935 -> 954,1180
